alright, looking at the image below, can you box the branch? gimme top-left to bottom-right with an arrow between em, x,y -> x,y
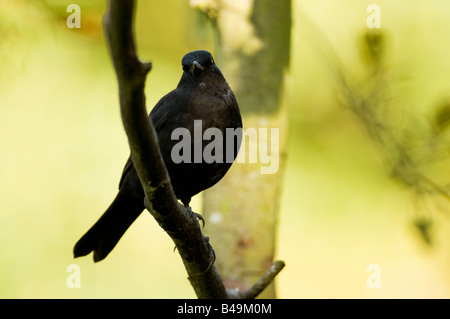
103,0 -> 228,299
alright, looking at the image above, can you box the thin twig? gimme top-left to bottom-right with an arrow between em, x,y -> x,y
229,260 -> 286,299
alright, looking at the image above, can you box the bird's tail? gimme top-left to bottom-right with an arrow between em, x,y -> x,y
73,190 -> 144,262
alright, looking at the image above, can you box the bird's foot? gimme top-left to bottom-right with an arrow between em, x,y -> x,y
184,205 -> 205,228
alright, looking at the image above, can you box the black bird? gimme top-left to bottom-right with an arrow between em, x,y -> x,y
74,50 -> 242,262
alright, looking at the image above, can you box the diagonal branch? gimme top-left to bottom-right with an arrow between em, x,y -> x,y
103,0 -> 228,299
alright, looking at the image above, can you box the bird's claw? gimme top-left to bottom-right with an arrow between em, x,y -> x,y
194,212 -> 205,228
184,205 -> 205,228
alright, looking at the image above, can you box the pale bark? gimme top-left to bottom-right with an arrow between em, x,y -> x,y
193,0 -> 292,298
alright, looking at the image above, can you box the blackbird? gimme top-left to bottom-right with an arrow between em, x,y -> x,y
74,50 -> 242,262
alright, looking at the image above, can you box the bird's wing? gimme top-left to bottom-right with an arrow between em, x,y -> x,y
118,156 -> 133,189
215,85 -> 240,117
118,90 -> 177,189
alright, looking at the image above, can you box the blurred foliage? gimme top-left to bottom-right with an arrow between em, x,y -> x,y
1,0 -> 450,298
298,7 -> 450,247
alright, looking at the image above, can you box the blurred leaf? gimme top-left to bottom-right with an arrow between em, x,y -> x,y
433,98 -> 450,134
360,29 -> 385,68
413,217 -> 433,245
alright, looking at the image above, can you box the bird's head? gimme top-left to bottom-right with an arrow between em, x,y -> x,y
181,50 -> 218,75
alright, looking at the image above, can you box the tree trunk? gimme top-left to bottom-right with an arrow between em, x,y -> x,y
193,0 -> 292,298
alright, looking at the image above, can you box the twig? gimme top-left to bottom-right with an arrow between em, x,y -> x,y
228,260 -> 286,299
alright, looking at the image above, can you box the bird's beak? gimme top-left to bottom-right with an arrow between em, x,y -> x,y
191,60 -> 205,73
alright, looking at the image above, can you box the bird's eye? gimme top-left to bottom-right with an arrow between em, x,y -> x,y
210,58 -> 215,65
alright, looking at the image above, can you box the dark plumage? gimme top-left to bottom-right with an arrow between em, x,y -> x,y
74,50 -> 242,262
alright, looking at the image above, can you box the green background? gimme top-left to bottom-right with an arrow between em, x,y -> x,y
1,0 -> 450,298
